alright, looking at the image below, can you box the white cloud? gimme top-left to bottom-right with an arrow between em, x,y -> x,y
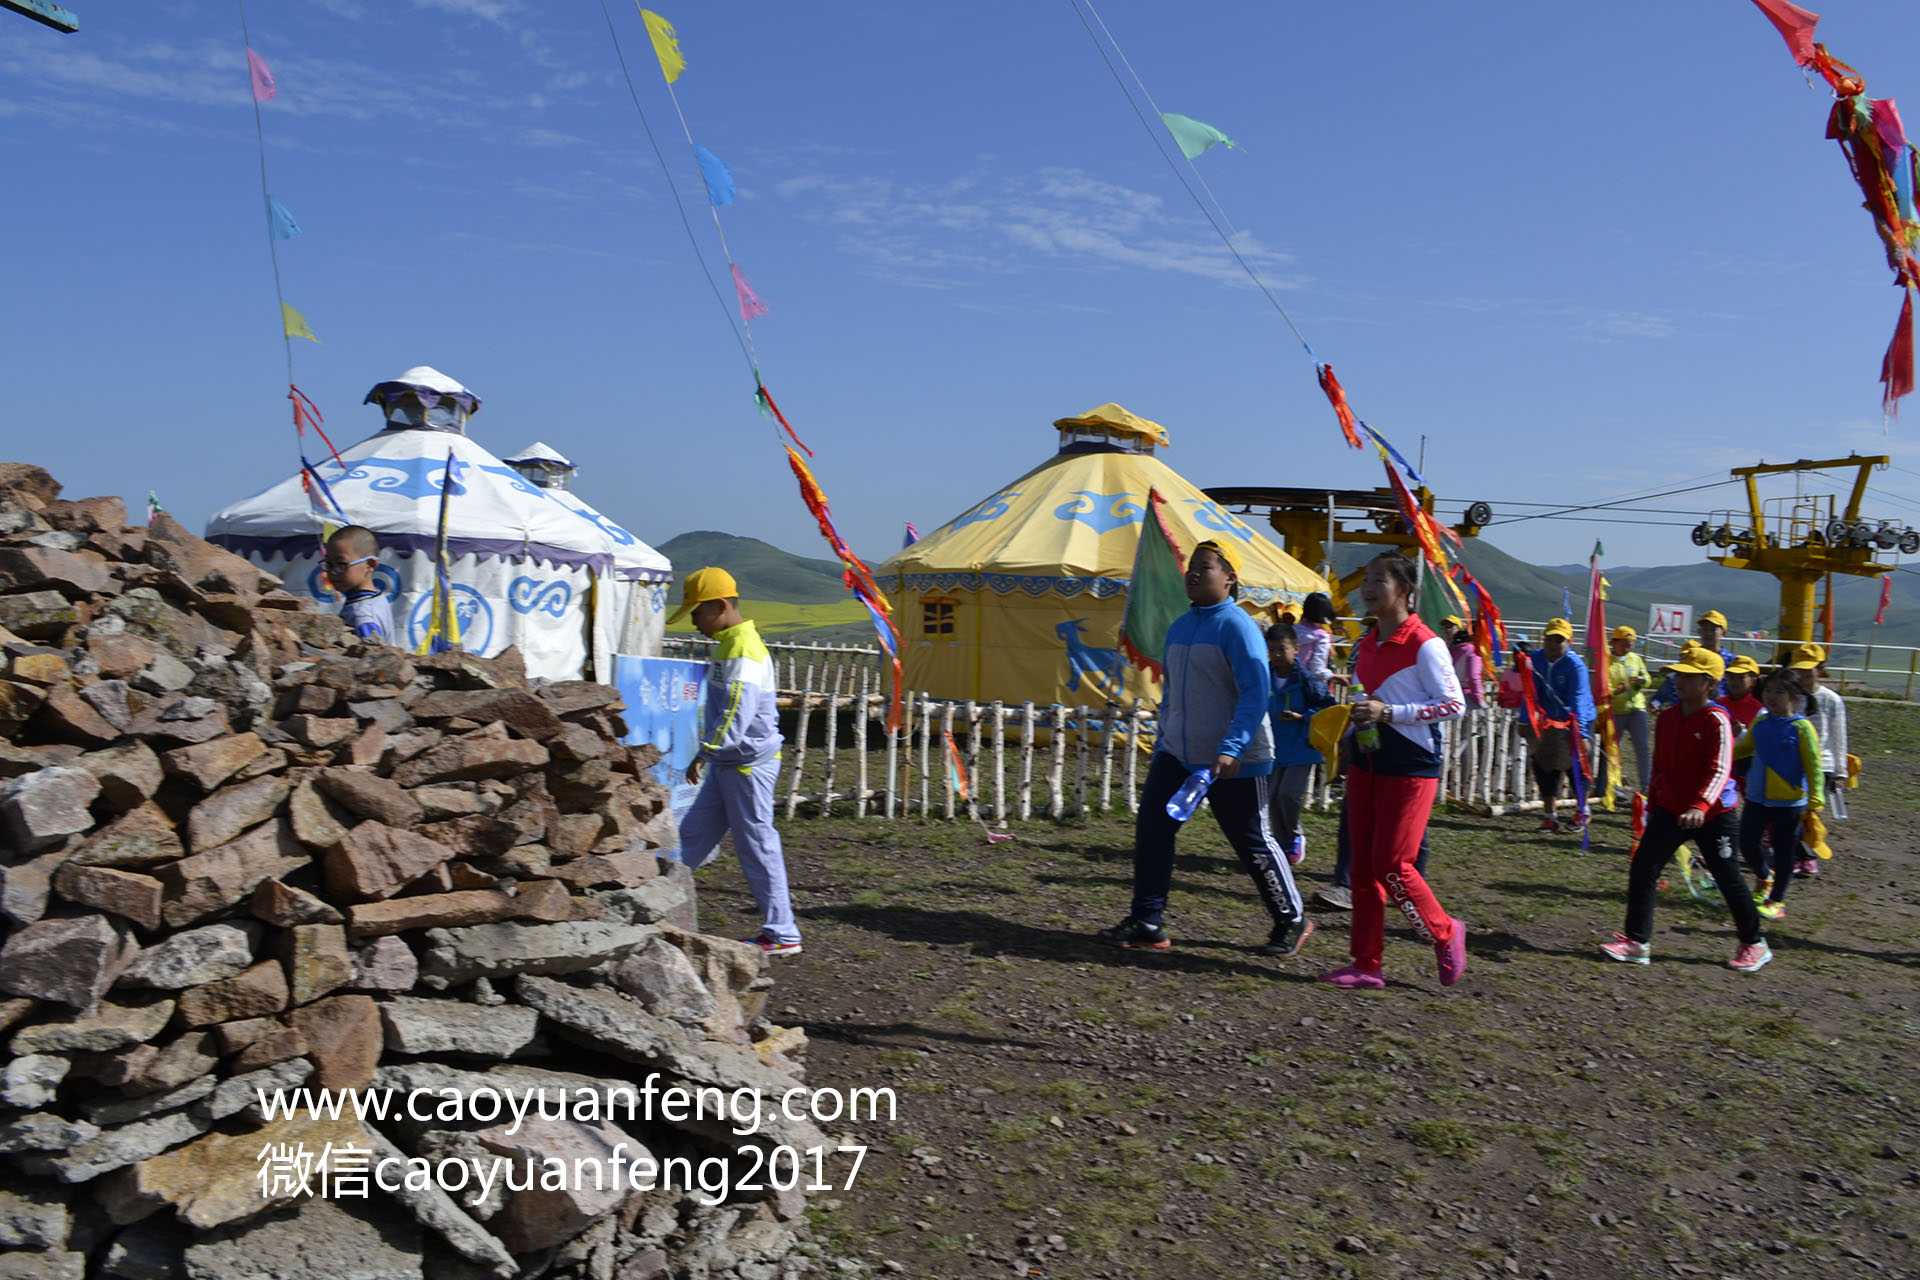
772,164 -> 1302,293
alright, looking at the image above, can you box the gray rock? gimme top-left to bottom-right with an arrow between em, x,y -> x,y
0,914 -> 140,1008
416,920 -> 657,989
0,1253 -> 85,1280
83,1073 -> 220,1127
0,846 -> 67,929
379,996 -> 540,1058
101,1219 -> 185,1280
119,1029 -> 221,1098
16,1109 -> 211,1182
0,1053 -> 70,1109
115,923 -> 256,990
132,650 -> 195,695
195,1057 -> 313,1124
0,1183 -> 70,1249
183,1197 -> 423,1280
364,1126 -> 516,1277
10,998 -> 174,1055
611,937 -> 717,1024
474,1111 -> 632,1253
514,976 -> 827,1150
347,936 -> 417,992
80,678 -> 136,731
0,766 -> 102,852
0,1111 -> 102,1153
592,877 -> 690,927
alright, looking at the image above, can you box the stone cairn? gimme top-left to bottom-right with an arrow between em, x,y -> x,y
0,466 -> 822,1280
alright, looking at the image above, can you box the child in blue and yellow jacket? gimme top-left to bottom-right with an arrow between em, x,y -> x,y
1733,671 -> 1824,919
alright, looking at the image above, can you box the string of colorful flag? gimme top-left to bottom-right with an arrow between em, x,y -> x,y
235,3 -> 348,547
610,5 -> 905,730
1749,0 -> 1919,419
1067,0 -> 1491,639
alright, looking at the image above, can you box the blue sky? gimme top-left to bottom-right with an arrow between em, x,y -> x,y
7,0 -> 1920,573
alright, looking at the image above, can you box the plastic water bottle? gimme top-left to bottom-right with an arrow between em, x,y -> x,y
1165,767 -> 1214,822
1352,686 -> 1381,754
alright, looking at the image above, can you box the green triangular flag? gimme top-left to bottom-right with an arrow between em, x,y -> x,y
1161,112 -> 1239,160
1118,490 -> 1189,680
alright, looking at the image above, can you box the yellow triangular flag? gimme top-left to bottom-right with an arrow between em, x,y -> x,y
281,302 -> 321,344
639,8 -> 684,83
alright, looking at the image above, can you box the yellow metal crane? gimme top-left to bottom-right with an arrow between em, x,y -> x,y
1204,485 -> 1489,619
1692,454 -> 1907,644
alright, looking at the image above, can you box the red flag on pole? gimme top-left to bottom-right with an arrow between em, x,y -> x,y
1875,574 -> 1893,624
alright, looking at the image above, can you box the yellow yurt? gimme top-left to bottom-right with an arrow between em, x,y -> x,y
878,404 -> 1327,708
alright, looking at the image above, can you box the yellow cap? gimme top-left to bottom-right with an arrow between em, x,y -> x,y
1699,609 -> 1728,629
1669,642 -> 1725,681
1725,655 -> 1761,675
1610,625 -> 1637,641
1441,614 -> 1465,629
1192,539 -> 1242,578
1543,618 -> 1574,640
667,566 -> 739,625
1788,642 -> 1826,670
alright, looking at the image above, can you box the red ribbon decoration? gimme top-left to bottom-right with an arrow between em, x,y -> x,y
1315,363 -> 1365,450
289,384 -> 344,468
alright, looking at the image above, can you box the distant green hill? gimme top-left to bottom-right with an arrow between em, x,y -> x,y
656,529 -> 1917,650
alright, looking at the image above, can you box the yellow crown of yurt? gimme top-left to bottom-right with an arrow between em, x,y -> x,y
879,404 -> 1326,708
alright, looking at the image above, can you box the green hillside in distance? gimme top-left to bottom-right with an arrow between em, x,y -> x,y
654,529 -> 1915,650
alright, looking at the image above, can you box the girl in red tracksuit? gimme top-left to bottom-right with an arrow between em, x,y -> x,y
1601,646 -> 1771,972
1320,553 -> 1468,991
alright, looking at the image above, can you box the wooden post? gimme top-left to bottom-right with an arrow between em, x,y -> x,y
1073,704 -> 1091,818
1048,705 -> 1069,820
879,675 -> 894,817
855,663 -> 870,817
1098,701 -> 1116,816
965,699 -> 983,821
819,663 -> 844,817
919,695 -> 934,819
1124,699 -> 1142,815
1019,701 -> 1036,821
992,701 -> 1007,822
1909,649 -> 1918,701
785,682 -> 812,820
940,701 -> 957,820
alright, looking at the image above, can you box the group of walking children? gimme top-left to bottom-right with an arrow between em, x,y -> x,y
1098,547 -> 1469,992
1601,640 -> 1847,973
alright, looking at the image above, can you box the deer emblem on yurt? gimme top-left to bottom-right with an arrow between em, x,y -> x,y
1055,617 -> 1127,700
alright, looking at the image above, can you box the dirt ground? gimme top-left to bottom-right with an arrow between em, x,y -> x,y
695,701 -> 1920,1280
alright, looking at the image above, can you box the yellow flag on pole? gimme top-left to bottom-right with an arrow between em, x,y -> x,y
281,302 -> 321,344
639,8 -> 685,83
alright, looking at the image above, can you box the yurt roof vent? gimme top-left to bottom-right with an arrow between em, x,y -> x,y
363,365 -> 481,434
1052,402 -> 1168,455
502,441 -> 577,491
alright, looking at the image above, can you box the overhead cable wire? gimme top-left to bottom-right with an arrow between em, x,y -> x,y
596,0 -> 754,375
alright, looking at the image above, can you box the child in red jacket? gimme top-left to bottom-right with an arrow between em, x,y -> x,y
1600,645 -> 1771,972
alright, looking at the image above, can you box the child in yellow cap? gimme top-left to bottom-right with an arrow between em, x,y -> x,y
668,567 -> 801,954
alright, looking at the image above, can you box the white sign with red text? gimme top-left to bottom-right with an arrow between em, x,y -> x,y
1647,603 -> 1692,638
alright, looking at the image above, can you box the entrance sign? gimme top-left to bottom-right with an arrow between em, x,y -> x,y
1647,604 -> 1692,639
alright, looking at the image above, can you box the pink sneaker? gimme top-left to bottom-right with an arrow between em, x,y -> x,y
1796,859 -> 1819,877
1436,919 -> 1468,987
1318,965 -> 1386,990
1599,933 -> 1650,965
1728,939 -> 1773,972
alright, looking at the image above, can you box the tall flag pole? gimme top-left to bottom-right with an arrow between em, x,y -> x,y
417,451 -> 466,656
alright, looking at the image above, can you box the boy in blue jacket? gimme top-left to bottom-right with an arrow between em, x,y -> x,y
1096,541 -> 1311,958
1265,622 -> 1334,867
1733,671 -> 1824,919
671,567 -> 801,955
1527,618 -> 1596,832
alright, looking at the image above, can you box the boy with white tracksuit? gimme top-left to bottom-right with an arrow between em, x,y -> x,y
671,567 -> 802,955
1097,540 -> 1311,958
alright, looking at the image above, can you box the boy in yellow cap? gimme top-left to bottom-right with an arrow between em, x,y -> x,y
1787,642 -> 1848,872
1652,609 -> 1735,708
1523,618 -> 1595,832
668,567 -> 801,955
1601,644 -> 1771,972
1600,624 -> 1651,796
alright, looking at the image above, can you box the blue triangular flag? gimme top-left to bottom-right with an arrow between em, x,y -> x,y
694,145 -> 736,207
268,196 -> 302,240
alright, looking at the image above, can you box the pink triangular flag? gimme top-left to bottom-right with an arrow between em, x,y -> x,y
247,47 -> 277,102
730,263 -> 768,324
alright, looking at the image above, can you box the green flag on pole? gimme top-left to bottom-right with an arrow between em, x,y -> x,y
1118,489 -> 1188,681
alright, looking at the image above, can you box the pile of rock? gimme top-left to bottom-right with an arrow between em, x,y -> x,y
0,466 -> 820,1280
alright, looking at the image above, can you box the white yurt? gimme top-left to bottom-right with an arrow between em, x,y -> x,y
205,367 -> 671,681
502,440 -> 673,657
